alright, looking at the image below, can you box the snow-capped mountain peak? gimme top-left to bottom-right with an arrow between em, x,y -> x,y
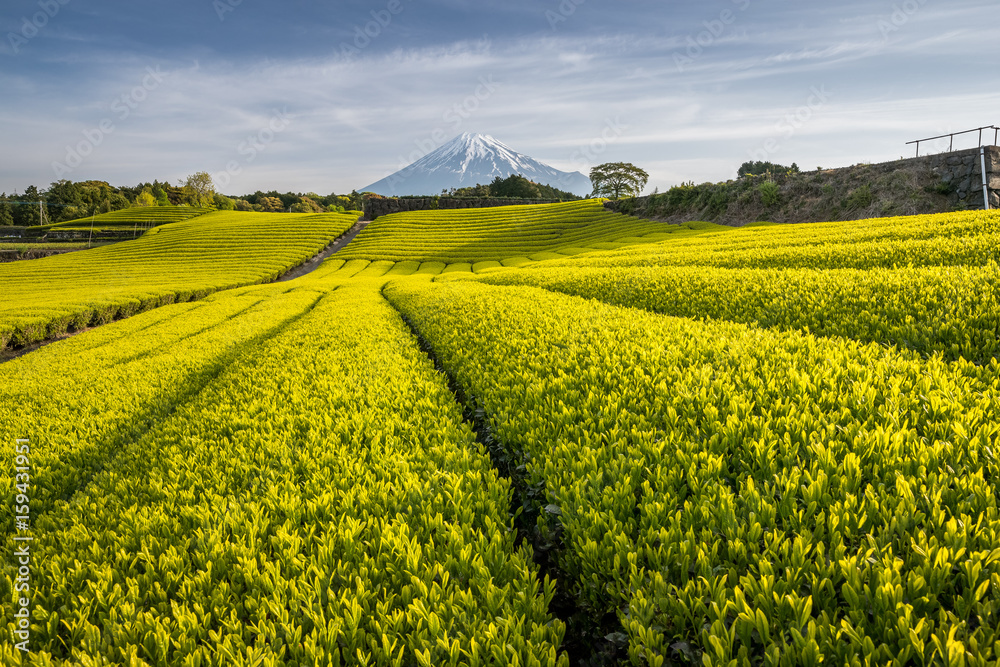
360,134 -> 592,196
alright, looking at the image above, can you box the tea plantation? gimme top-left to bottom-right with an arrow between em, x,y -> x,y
3,201 -> 1000,666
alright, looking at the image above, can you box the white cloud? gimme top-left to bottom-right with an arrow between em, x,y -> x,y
1,2 -> 998,195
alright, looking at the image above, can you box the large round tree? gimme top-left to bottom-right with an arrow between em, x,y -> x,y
589,162 -> 649,199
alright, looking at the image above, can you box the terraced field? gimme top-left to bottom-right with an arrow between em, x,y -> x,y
0,243 -> 92,250
4,203 -> 1000,666
337,199 -> 680,264
35,206 -> 212,231
0,211 -> 359,349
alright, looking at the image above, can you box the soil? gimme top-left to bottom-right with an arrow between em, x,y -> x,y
0,327 -> 97,363
276,219 -> 371,282
0,248 -> 86,263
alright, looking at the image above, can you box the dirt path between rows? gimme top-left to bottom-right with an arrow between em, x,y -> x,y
276,219 -> 372,283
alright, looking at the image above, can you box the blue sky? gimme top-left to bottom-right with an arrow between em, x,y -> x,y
1,0 -> 997,195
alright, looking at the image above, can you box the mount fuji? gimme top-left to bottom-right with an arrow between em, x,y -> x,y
360,133 -> 593,197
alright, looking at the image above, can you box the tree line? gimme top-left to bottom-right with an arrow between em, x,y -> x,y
443,174 -> 583,200
0,173 -> 365,226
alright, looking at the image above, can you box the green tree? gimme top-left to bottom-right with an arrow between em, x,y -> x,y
134,188 -> 156,207
0,195 -> 13,226
213,193 -> 236,210
449,183 -> 493,197
155,187 -> 171,206
590,163 -> 649,199
181,172 -> 216,208
258,196 -> 284,212
291,196 -> 323,213
738,161 -> 799,178
347,190 -> 364,211
12,186 -> 42,226
489,175 -> 541,199
74,180 -> 128,215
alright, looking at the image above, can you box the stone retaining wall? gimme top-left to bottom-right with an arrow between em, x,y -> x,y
362,197 -> 567,220
927,145 -> 999,209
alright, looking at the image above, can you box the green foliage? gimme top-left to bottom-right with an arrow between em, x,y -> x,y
932,180 -> 955,195
257,196 -> 285,212
0,210 -> 359,349
758,180 -> 781,207
5,197 -> 1000,665
338,200 -> 671,263
738,160 -> 800,178
0,195 -> 13,225
445,175 -> 580,200
41,205 -> 212,231
133,189 -> 156,207
212,193 -> 235,210
1,279 -> 567,664
448,182 -> 493,197
466,261 -> 1000,364
590,162 -> 649,199
639,180 -> 750,218
155,187 -> 170,206
181,172 -> 216,208
489,174 -> 541,198
845,185 -> 874,211
388,273 -> 1000,666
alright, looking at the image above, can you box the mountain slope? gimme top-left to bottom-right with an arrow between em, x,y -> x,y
361,133 -> 593,197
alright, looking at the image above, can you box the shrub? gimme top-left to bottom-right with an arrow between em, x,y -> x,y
845,185 -> 874,211
758,181 -> 781,208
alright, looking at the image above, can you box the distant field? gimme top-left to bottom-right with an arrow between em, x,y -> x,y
4,205 -> 1000,665
446,209 -> 1000,361
0,210 -> 359,348
35,205 -> 212,231
0,242 -> 93,250
337,199 -> 679,262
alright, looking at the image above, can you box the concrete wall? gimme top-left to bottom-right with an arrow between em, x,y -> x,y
363,197 -> 566,220
1,226 -> 146,241
0,227 -> 30,239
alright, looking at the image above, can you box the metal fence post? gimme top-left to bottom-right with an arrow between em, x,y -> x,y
982,146 -> 991,211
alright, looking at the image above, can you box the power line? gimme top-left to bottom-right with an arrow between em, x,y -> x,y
1,202 -> 74,206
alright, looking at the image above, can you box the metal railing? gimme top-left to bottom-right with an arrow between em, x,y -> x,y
907,126 -> 999,157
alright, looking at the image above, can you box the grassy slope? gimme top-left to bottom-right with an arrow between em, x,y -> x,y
7,203 -> 1000,664
0,210 -> 359,349
337,199 -> 682,263
35,205 -> 212,231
